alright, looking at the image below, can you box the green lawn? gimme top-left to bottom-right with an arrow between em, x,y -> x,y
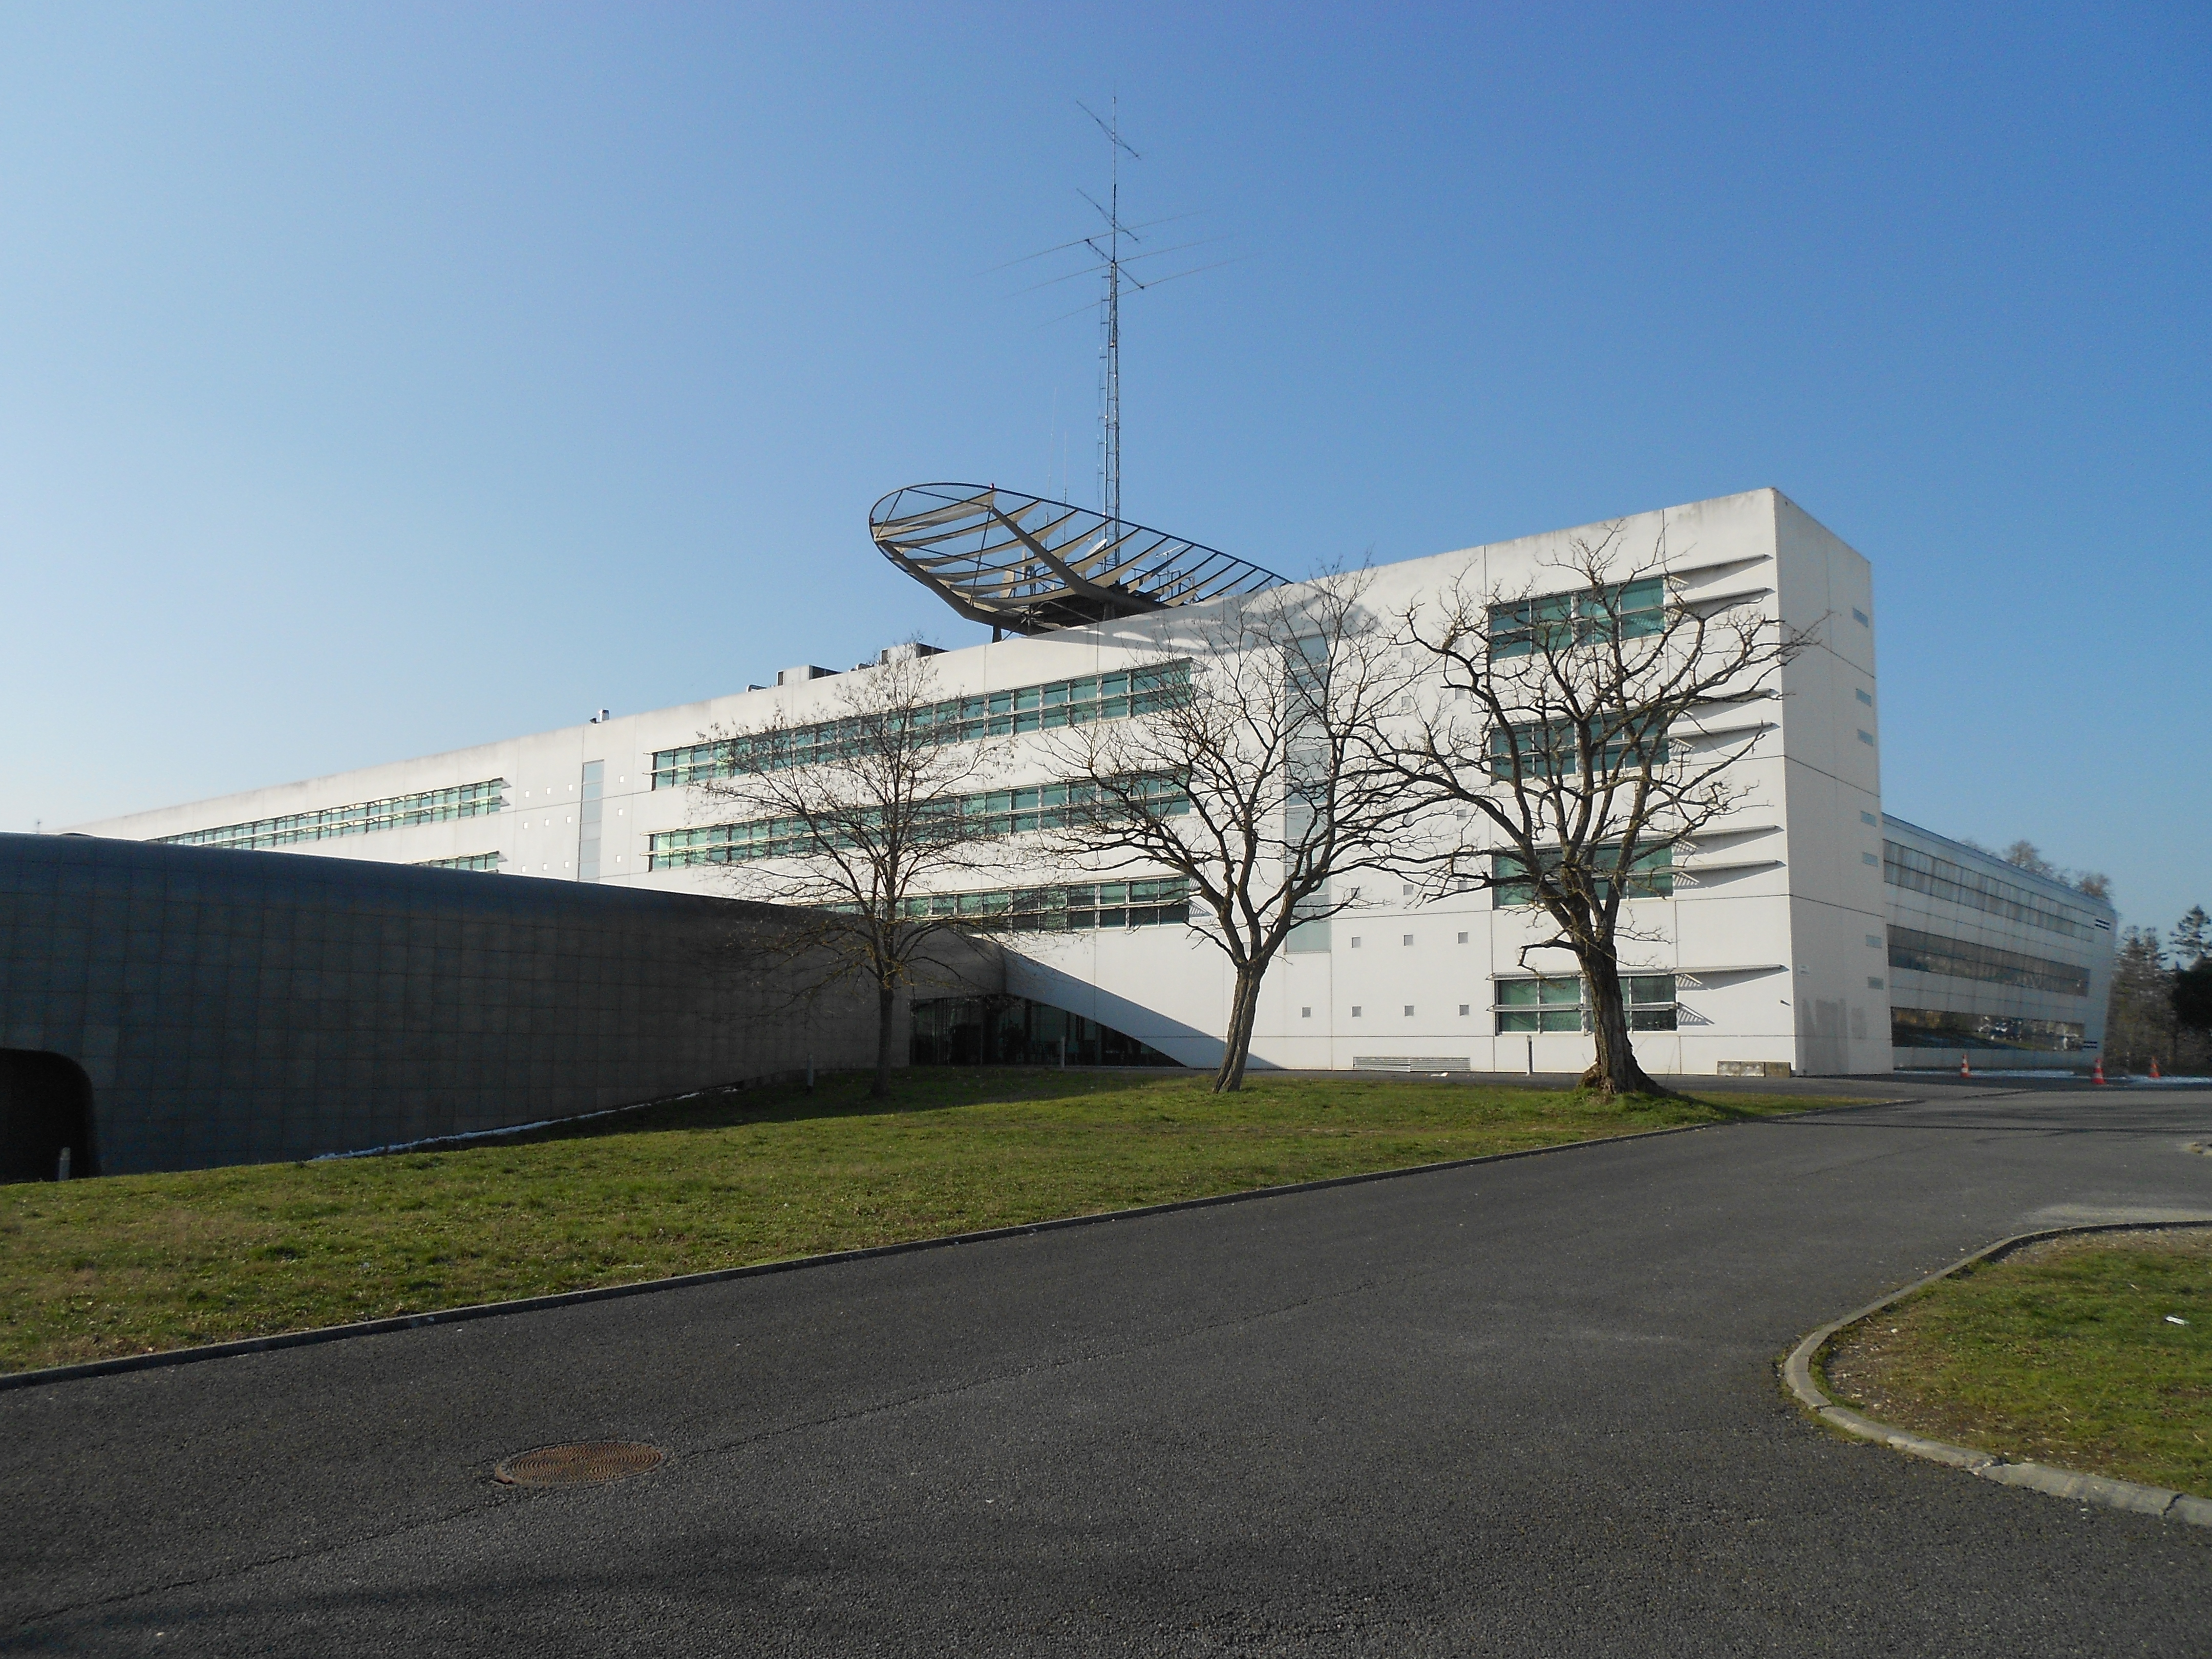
1822,1227 -> 2212,1497
3,1069 -> 1830,1377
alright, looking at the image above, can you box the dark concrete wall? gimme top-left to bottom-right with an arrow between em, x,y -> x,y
0,834 -> 964,1176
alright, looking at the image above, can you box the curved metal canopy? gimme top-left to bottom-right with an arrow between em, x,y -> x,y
870,483 -> 1286,636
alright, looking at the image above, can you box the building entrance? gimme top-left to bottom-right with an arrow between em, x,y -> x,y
1,1050 -> 97,1182
910,995 -> 1181,1068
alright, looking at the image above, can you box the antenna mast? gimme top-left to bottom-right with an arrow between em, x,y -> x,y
1081,98 -> 1140,533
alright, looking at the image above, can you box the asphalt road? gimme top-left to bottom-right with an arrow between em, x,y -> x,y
7,1080 -> 2212,1655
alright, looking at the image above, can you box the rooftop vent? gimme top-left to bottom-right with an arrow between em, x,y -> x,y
777,666 -> 838,687
871,642 -> 944,667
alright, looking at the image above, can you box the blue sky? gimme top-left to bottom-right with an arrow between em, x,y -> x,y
3,3 -> 2205,932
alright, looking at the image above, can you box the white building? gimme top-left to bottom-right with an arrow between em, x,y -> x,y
73,488 -> 2112,1077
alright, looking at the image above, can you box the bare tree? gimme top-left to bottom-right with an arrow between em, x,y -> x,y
1994,839 -> 2109,900
1038,570 -> 1413,1092
677,648 -> 1005,1098
1382,527 -> 1809,1097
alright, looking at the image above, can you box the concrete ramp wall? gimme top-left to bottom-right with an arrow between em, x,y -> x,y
0,834 -> 922,1175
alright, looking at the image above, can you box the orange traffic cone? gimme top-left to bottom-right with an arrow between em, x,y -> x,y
2092,1058 -> 2105,1085
2151,1057 -> 2161,1079
1960,1055 -> 1971,1078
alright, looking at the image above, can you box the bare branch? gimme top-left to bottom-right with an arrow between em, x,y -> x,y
1035,568 -> 1416,1091
678,648 -> 1010,1097
1378,530 -> 1811,1096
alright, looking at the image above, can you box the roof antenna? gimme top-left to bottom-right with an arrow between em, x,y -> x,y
1079,96 -> 1139,539
987,101 -> 1243,525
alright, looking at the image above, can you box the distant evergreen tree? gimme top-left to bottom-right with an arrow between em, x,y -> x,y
2172,904 -> 2211,968
2176,961 -> 2212,1039
2172,907 -> 2212,1064
2104,926 -> 2173,1073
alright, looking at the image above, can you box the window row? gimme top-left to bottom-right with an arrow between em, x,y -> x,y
897,878 -> 1192,933
1493,842 -> 1673,905
1891,1007 -> 2086,1051
158,779 -> 508,852
645,775 -> 1189,870
1886,926 -> 2089,997
1488,579 -> 1666,660
1881,842 -> 2101,939
415,851 -> 505,873
1493,974 -> 1679,1033
1486,718 -> 1669,781
650,663 -> 1191,789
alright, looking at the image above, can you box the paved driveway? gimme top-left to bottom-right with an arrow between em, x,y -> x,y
6,1082 -> 2211,1655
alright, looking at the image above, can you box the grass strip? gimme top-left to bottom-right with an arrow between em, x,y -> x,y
1823,1227 -> 2212,1497
3,1069 -> 1833,1376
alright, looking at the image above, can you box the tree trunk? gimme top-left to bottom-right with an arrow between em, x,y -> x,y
1578,951 -> 1670,1098
872,982 -> 896,1099
1213,964 -> 1266,1093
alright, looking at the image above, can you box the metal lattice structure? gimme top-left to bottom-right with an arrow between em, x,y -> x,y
870,483 -> 1287,636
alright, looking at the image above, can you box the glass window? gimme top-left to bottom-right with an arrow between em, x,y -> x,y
1493,973 -> 1676,1033
1493,843 -> 1673,906
647,771 -> 1189,870
649,663 -> 1193,788
157,778 -> 509,852
1487,578 -> 1666,661
910,994 -> 1181,1067
1487,719 -> 1668,781
415,851 -> 503,873
1880,841 -> 2102,939
888,877 -> 1190,933
1886,927 -> 2090,996
1891,1007 -> 2083,1051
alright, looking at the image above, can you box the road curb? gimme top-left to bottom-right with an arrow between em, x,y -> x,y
6,1098 -> 1897,1393
1782,1219 -> 2212,1527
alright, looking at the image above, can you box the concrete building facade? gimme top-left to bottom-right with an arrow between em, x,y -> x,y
1878,815 -> 2114,1071
71,488 -> 2113,1080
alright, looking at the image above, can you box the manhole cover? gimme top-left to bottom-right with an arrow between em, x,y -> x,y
493,1441 -> 665,1487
